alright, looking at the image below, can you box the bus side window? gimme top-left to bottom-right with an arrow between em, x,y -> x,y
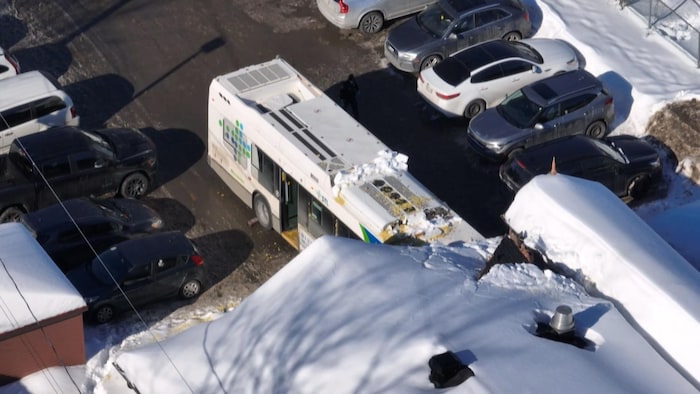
253,146 -> 277,195
335,219 -> 358,240
310,200 -> 323,223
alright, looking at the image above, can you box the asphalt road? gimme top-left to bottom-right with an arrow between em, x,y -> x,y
2,0 -> 512,311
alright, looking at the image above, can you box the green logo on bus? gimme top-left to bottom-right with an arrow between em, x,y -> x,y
223,118 -> 251,167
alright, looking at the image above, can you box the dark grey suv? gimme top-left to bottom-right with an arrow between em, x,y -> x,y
467,69 -> 615,159
384,0 -> 531,73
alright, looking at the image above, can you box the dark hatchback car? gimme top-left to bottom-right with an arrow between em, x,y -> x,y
499,134 -> 662,199
467,69 -> 615,159
66,231 -> 205,324
384,0 -> 531,72
20,197 -> 164,272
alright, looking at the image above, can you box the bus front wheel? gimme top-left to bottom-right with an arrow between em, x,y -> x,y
253,194 -> 272,229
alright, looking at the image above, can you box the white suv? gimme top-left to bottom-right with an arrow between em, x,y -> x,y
0,46 -> 20,80
0,71 -> 80,154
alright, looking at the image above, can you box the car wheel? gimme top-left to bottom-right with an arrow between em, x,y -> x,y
464,100 -> 486,119
502,31 -> 522,41
359,11 -> 384,34
585,120 -> 606,139
0,206 -> 24,223
420,55 -> 442,71
94,305 -> 115,324
627,175 -> 649,199
507,147 -> 524,160
253,194 -> 272,229
120,172 -> 149,198
180,279 -> 202,299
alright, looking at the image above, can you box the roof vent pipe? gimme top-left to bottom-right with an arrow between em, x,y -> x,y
550,305 -> 575,334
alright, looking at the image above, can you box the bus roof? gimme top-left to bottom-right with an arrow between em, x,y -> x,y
214,58 -> 386,178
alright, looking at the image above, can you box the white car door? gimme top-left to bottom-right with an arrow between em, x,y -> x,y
0,102 -> 33,154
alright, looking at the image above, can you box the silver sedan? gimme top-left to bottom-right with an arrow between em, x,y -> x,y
317,0 -> 436,34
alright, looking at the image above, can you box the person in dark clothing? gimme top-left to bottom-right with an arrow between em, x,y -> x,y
339,74 -> 359,119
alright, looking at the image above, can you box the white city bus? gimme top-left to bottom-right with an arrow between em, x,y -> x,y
207,57 -> 482,250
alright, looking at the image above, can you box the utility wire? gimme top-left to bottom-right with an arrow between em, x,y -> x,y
0,257 -> 81,393
7,132 -> 194,393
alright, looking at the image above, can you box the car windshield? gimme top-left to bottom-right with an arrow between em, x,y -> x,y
417,4 -> 454,36
592,139 -> 627,164
497,89 -> 542,128
89,248 -> 129,286
96,199 -> 132,222
508,41 -> 544,64
80,129 -> 115,158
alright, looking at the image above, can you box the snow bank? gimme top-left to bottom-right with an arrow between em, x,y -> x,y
504,173 -> 700,386
113,237 -> 696,393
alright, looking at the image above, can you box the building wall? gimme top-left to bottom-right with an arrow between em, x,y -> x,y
0,313 -> 85,385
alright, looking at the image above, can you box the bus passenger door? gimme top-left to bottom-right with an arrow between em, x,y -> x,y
280,171 -> 299,247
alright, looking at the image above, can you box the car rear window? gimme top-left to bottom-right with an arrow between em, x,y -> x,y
530,82 -> 558,102
434,44 -> 499,85
433,57 -> 472,85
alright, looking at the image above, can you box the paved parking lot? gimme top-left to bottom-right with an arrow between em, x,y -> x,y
2,0 -> 512,311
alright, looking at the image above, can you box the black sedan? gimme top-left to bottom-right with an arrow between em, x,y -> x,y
66,231 -> 205,324
499,135 -> 662,199
20,198 -> 163,272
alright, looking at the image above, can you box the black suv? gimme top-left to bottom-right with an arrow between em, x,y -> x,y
499,135 -> 662,199
21,197 -> 164,271
0,126 -> 158,222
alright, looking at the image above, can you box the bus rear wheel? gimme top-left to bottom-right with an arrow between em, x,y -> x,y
253,194 -> 272,229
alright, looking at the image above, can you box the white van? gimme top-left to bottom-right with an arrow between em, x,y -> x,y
0,46 -> 20,80
0,71 -> 79,154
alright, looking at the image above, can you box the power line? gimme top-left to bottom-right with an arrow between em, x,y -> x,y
0,257 -> 82,393
6,135 -> 195,393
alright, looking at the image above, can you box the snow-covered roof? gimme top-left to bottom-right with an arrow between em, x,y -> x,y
0,223 -> 86,335
504,173 -> 700,386
646,199 -> 700,271
114,236 -> 696,393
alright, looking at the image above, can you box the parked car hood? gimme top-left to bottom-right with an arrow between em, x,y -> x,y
609,135 -> 659,163
107,198 -> 164,232
387,17 -> 436,52
469,109 -> 531,145
95,128 -> 156,160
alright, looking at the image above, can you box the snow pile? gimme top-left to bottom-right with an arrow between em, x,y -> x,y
533,0 -> 700,137
504,173 -> 700,385
646,199 -> 700,270
396,204 -> 464,242
332,149 -> 480,244
112,237 -> 697,393
331,149 -> 408,197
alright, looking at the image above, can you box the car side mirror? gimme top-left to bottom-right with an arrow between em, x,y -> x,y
448,33 -> 458,40
532,65 -> 542,73
534,123 -> 544,130
95,159 -> 107,168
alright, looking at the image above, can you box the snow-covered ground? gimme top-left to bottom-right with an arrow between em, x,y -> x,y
2,0 -> 700,392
